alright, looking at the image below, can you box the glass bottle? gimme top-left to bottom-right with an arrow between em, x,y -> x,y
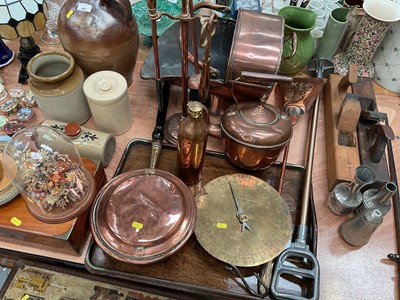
177,101 -> 208,188
356,182 -> 397,216
327,165 -> 376,215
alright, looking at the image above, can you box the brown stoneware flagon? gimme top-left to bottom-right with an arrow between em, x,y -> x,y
58,0 -> 139,86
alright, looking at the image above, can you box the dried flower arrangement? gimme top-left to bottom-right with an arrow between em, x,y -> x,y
20,149 -> 88,211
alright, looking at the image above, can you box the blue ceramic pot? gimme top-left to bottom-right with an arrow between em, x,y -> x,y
0,39 -> 14,68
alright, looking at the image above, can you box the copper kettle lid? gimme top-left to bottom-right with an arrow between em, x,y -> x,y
221,98 -> 292,148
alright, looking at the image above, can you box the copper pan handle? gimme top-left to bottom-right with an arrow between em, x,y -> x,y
240,71 -> 293,83
229,72 -> 290,110
281,31 -> 298,61
229,71 -> 293,112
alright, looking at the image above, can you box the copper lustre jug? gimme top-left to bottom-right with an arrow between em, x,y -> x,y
58,0 -> 139,86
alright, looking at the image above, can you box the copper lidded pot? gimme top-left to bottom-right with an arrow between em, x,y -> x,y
225,9 -> 286,82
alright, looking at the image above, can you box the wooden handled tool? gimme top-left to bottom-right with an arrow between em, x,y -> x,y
324,63 -> 361,190
337,93 -> 361,147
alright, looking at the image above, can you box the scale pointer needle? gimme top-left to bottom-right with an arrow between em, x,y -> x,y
228,181 -> 251,232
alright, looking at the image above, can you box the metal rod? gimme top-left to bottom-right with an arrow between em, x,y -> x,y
180,0 -> 190,118
277,141 -> 290,194
300,94 -> 320,226
189,0 -> 199,75
384,117 -> 400,260
147,0 -> 161,80
147,0 -> 165,169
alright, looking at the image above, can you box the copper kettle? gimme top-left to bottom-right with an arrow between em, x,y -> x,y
208,77 -> 293,170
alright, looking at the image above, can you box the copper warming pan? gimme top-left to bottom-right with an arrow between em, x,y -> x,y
90,168 -> 196,264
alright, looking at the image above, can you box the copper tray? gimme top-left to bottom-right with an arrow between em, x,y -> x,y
85,139 -> 318,299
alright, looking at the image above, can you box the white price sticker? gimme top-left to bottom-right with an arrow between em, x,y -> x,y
77,3 -> 93,12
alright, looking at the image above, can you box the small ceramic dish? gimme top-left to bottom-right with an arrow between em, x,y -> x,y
20,89 -> 37,108
8,87 -> 25,100
0,116 -> 8,131
17,107 -> 35,123
3,119 -> 24,136
0,83 -> 7,101
1,99 -> 19,116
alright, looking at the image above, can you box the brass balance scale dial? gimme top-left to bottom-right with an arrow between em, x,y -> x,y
195,173 -> 292,267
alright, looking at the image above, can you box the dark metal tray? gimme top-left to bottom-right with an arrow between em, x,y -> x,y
85,139 -> 318,299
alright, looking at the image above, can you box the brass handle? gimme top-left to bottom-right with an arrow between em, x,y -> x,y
240,71 -> 293,83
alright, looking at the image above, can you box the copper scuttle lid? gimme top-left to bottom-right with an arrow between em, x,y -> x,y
90,168 -> 196,264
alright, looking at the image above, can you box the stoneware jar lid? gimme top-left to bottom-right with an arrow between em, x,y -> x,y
64,122 -> 82,138
83,71 -> 128,106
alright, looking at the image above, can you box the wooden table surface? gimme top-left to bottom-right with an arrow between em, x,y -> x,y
0,33 -> 399,300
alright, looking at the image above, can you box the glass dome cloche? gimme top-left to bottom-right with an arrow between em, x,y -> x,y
2,126 -> 96,224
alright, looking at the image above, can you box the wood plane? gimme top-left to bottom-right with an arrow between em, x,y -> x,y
352,78 -> 394,185
324,65 -> 361,190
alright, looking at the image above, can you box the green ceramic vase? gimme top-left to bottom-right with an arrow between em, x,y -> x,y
278,7 -> 317,75
315,7 -> 350,60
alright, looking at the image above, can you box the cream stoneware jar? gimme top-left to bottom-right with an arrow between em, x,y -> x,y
83,70 -> 133,135
27,50 -> 91,125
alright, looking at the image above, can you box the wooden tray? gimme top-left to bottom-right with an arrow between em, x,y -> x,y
0,159 -> 107,257
0,258 -> 196,299
85,139 -> 318,299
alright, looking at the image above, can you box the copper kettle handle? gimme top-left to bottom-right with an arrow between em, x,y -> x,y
281,31 -> 298,61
